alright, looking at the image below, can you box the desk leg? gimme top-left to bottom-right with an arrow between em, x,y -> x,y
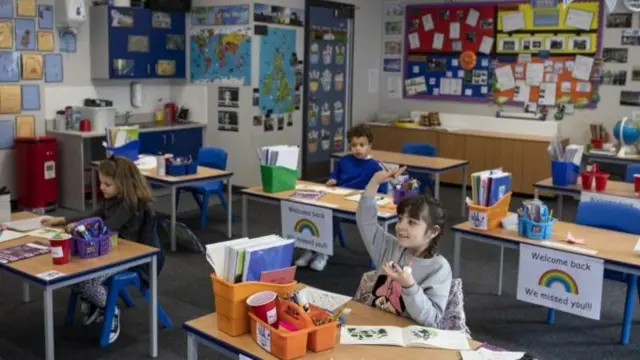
242,194 -> 248,237
227,177 -> 232,239
330,158 -> 335,172
453,232 -> 461,278
22,281 -> 30,303
557,194 -> 563,220
91,167 -> 98,211
170,186 -> 177,252
434,173 -> 441,199
150,255 -> 158,358
44,287 -> 54,360
534,188 -> 540,199
461,166 -> 467,217
187,333 -> 199,360
497,247 -> 504,296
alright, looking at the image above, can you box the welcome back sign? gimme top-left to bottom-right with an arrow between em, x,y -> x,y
517,244 -> 604,320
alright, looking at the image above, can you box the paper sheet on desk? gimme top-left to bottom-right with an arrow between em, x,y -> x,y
461,348 -> 526,360
344,193 -> 391,206
0,230 -> 26,243
2,217 -> 45,232
295,184 -> 352,195
298,286 -> 351,312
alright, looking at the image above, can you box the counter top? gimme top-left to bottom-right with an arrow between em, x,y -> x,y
47,122 -> 206,138
367,122 -> 561,142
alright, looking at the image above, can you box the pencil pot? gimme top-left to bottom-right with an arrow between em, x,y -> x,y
69,217 -> 112,258
467,192 -> 512,231
185,161 -> 198,175
260,165 -> 297,193
519,216 -> 555,240
210,274 -> 296,336
393,188 -> 419,204
104,140 -> 139,161
551,161 -> 579,186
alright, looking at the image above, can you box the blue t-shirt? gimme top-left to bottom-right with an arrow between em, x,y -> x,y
330,154 -> 385,191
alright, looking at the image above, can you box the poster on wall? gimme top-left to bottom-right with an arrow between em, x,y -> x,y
190,26 -> 252,85
258,27 -> 296,114
305,6 -> 349,167
218,110 -> 239,132
218,87 -> 239,107
254,3 -> 304,27
190,5 -> 250,26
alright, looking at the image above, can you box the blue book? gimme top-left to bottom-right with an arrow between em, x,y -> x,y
488,173 -> 512,206
242,238 -> 295,282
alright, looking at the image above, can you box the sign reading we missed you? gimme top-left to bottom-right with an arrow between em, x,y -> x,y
517,244 -> 604,320
281,201 -> 333,256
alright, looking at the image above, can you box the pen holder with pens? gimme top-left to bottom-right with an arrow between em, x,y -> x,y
166,157 -> 197,176
551,160 -> 579,186
210,274 -> 296,336
248,299 -> 338,360
392,178 -> 420,204
518,216 -> 556,240
69,217 -> 113,258
260,165 -> 297,193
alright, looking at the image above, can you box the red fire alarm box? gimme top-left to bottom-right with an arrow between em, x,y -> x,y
14,137 -> 58,209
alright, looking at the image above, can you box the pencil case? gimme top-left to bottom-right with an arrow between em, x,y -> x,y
70,217 -> 112,258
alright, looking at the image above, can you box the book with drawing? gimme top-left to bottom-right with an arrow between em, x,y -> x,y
0,241 -> 51,264
340,325 -> 470,350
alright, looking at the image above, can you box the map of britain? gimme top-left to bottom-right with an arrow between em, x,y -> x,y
259,27 -> 296,114
190,27 -> 252,85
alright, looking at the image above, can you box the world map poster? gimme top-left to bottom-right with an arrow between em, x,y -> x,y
259,27 -> 296,114
190,26 -> 252,85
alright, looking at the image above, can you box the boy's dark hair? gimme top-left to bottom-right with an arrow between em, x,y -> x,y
347,124 -> 374,144
397,195 -> 447,258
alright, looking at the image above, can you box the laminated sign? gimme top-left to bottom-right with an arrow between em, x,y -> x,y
281,200 -> 333,255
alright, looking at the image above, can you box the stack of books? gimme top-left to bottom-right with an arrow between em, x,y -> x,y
257,145 -> 299,171
470,168 -> 512,207
206,235 -> 296,284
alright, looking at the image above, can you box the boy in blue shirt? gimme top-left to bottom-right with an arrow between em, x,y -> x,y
296,124 -> 383,271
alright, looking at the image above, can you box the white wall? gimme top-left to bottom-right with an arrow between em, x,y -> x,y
377,0 -> 640,144
171,0 -> 383,187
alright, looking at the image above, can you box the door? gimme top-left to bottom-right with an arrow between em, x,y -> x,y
149,11 -> 186,78
108,6 -> 151,78
302,1 -> 354,180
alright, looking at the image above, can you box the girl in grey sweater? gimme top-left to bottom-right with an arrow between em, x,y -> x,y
356,167 -> 452,327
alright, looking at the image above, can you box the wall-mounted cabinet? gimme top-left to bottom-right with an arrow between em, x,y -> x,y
90,6 -> 186,79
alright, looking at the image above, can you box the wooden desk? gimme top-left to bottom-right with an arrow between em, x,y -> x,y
451,219 -> 640,296
2,212 -> 161,360
330,150 -> 468,216
90,162 -> 234,251
241,181 -> 398,238
533,177 -> 637,220
182,301 -> 480,359
366,123 -> 566,195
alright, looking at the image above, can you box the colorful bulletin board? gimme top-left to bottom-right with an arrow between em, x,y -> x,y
403,0 -> 603,108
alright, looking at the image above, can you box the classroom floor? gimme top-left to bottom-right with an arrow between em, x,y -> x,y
1,186 -> 639,359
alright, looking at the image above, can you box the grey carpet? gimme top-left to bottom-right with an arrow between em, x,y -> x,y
1,186 -> 639,359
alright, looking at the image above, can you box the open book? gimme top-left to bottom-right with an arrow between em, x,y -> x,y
340,325 -> 470,350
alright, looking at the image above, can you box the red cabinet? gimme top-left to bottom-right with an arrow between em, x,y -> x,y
14,137 -> 58,209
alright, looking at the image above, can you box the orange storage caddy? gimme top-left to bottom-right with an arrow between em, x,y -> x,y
211,274 -> 296,336
249,299 -> 339,360
467,192 -> 512,231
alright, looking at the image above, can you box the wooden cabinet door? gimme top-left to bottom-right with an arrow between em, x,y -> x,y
438,132 -> 466,184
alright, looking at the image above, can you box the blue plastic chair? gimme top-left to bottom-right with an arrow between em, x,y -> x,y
546,201 -> 640,344
176,147 -> 236,229
65,271 -> 173,347
624,164 -> 640,182
401,142 -> 436,195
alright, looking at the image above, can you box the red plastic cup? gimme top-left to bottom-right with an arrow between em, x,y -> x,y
593,172 -> 609,192
580,172 -> 594,190
49,237 -> 71,265
590,139 -> 603,149
247,291 -> 278,326
635,175 -> 640,194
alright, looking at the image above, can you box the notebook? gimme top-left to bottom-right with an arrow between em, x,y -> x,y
340,325 -> 470,350
2,217 -> 45,232
0,241 -> 50,264
242,238 -> 295,282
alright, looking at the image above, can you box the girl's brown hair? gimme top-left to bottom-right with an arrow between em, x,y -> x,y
99,156 -> 153,212
396,195 -> 447,258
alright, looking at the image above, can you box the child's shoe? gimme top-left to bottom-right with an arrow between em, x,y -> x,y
109,307 -> 121,344
295,250 -> 315,267
310,254 -> 329,271
80,298 -> 101,326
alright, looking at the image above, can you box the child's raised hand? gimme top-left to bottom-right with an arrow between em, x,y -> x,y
382,261 -> 415,288
372,166 -> 406,183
